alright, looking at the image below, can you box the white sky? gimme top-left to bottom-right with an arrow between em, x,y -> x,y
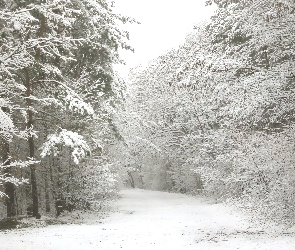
112,0 -> 216,78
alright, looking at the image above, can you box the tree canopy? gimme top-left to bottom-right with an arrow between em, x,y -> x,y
116,0 -> 295,225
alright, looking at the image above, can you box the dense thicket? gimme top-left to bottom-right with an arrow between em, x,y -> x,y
117,0 -> 295,225
0,0 -> 133,218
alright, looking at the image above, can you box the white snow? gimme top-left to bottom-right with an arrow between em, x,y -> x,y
0,189 -> 294,250
40,129 -> 90,164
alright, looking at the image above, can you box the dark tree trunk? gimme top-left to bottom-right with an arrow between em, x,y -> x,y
128,171 -> 135,188
25,68 -> 39,217
30,163 -> 38,217
1,137 -> 16,217
45,172 -> 50,213
27,11 -> 46,218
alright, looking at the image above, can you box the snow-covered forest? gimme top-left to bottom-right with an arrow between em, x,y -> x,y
0,0 -> 295,238
0,0 -> 136,219
116,0 -> 295,226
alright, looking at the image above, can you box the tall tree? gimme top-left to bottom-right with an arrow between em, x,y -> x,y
0,0 -> 134,217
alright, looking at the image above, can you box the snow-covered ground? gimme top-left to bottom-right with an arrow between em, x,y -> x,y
0,189 -> 294,250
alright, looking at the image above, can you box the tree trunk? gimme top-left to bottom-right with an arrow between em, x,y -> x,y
128,171 -> 135,188
1,136 -> 16,217
30,163 -> 38,217
24,68 -> 39,217
45,170 -> 50,213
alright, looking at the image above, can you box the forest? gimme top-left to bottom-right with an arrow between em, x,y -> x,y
1,0 -> 295,228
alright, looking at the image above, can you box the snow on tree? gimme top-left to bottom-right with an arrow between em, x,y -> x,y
40,129 -> 91,164
0,0 -> 134,218
117,1 -> 295,225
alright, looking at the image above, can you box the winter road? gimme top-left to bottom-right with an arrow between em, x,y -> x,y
0,189 -> 294,249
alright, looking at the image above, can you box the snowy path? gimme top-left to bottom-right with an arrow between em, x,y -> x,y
0,189 -> 295,250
